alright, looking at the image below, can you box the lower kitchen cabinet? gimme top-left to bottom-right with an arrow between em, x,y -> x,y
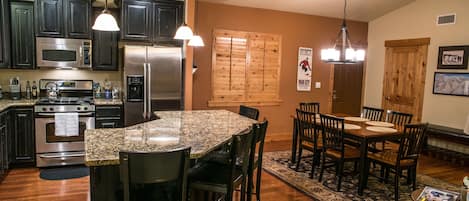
9,107 -> 35,167
95,105 -> 124,129
0,110 -> 10,179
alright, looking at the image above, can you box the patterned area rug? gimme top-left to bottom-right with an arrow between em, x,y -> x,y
262,151 -> 460,201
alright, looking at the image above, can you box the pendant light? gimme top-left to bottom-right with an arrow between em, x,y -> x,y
321,0 -> 365,64
174,23 -> 194,40
92,0 -> 120,31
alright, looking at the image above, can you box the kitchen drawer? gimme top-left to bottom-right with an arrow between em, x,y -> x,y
95,118 -> 123,129
96,106 -> 123,118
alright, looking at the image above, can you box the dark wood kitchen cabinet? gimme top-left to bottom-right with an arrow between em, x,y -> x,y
0,0 -> 10,68
121,0 -> 183,45
35,0 -> 91,39
0,110 -> 10,179
95,105 -> 124,128
10,2 -> 35,69
93,31 -> 119,71
9,107 -> 35,167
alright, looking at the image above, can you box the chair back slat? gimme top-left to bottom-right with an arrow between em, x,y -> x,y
239,105 -> 260,120
362,106 -> 384,121
296,109 -> 318,144
299,102 -> 320,113
386,110 -> 413,126
398,123 -> 428,162
232,128 -> 255,180
320,114 -> 344,154
249,121 -> 268,170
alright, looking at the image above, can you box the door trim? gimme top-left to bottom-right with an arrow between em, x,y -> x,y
385,38 -> 430,47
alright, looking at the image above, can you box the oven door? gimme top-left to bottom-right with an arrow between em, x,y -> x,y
35,113 -> 95,154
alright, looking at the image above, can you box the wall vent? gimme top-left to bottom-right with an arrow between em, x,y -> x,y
437,14 -> 456,25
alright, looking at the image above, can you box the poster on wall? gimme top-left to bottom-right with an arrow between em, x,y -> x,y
297,47 -> 313,91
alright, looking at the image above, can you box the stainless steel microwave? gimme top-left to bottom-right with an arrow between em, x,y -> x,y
36,37 -> 92,69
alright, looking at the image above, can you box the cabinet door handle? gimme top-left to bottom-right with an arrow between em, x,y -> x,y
101,122 -> 116,128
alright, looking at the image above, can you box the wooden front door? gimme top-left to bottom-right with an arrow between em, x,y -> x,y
332,63 -> 364,116
382,38 -> 430,122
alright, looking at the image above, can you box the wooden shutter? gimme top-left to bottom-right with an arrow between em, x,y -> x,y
209,29 -> 282,107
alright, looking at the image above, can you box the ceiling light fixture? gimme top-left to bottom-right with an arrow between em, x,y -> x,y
188,35 -> 204,47
321,0 -> 365,64
92,0 -> 120,31
174,23 -> 194,40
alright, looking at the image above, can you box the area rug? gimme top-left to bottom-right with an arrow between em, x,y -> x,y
262,151 -> 460,201
39,165 -> 89,180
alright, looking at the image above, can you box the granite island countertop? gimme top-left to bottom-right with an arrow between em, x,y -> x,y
0,99 -> 37,112
85,110 -> 257,166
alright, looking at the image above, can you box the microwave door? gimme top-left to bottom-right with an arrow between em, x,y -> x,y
38,45 -> 80,68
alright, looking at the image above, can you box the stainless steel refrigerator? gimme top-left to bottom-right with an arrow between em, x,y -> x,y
123,45 -> 183,126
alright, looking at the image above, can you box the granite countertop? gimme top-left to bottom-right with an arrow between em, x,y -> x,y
85,110 -> 257,166
0,99 -> 37,112
94,99 -> 123,105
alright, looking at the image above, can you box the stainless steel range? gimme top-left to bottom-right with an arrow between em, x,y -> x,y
34,80 -> 95,167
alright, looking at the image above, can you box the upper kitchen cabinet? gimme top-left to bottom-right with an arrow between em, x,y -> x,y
121,0 -> 183,45
35,0 -> 64,37
93,30 -> 118,71
0,0 -> 10,69
121,0 -> 152,41
35,0 -> 91,39
11,2 -> 35,69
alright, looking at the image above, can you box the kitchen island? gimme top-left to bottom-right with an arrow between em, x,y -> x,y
85,110 -> 256,201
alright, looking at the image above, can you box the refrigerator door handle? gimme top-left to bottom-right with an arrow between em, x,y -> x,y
143,63 -> 148,119
147,63 -> 152,119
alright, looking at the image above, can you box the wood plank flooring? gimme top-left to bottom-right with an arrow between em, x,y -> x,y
0,140 -> 467,201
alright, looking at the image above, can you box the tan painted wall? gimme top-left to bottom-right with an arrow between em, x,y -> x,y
192,2 -> 368,135
0,69 -> 121,91
365,0 -> 469,129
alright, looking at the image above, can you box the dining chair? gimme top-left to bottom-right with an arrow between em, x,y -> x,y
247,121 -> 269,201
295,109 -> 322,179
384,110 -> 413,150
239,105 -> 260,120
367,123 -> 428,201
361,106 -> 384,121
318,114 -> 360,191
119,147 -> 191,201
385,110 -> 413,127
188,128 -> 255,201
299,102 -> 320,113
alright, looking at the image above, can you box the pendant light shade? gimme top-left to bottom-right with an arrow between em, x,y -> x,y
174,24 -> 194,40
92,0 -> 119,31
92,11 -> 120,31
320,0 -> 365,64
188,35 -> 205,47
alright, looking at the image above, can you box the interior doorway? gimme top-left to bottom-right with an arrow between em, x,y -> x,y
332,63 -> 364,116
382,38 -> 430,122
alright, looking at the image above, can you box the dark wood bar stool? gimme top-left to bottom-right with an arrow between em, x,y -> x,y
247,121 -> 269,201
239,105 -> 260,120
362,106 -> 384,121
299,102 -> 320,113
119,148 -> 191,201
295,109 -> 322,179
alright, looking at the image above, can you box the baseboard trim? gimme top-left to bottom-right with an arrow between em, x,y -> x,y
265,132 -> 292,143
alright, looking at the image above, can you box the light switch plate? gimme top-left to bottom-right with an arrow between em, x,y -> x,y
315,82 -> 321,89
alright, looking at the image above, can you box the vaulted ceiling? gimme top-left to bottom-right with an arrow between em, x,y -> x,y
200,0 -> 416,22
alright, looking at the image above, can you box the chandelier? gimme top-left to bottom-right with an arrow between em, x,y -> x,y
321,0 -> 365,64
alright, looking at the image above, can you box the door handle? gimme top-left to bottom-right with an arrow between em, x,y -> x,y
147,63 -> 152,119
143,63 -> 148,119
332,90 -> 337,100
385,96 -> 391,100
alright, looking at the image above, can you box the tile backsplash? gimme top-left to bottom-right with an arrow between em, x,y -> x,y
0,69 -> 121,92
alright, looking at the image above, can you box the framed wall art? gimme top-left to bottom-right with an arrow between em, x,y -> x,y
297,47 -> 313,91
433,72 -> 469,97
437,45 -> 469,69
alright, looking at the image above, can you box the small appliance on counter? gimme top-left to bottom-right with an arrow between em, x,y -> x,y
9,77 -> 21,100
0,85 -> 3,99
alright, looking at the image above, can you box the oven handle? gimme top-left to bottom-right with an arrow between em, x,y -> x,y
38,153 -> 85,159
36,112 -> 95,117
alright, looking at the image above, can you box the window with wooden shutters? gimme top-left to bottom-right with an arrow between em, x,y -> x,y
209,29 -> 282,107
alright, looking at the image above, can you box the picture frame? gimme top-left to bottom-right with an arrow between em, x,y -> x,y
437,46 -> 469,69
416,186 -> 460,201
297,47 -> 313,91
433,72 -> 469,97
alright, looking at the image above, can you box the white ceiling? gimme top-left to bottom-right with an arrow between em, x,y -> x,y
200,0 -> 416,22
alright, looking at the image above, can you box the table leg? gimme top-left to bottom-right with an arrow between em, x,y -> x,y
291,118 -> 298,163
358,138 -> 369,196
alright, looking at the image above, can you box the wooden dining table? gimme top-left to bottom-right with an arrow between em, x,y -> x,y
290,114 -> 404,195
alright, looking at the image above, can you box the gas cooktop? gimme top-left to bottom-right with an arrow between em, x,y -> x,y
36,97 -> 94,106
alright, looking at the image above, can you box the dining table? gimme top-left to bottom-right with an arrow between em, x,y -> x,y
85,110 -> 257,201
290,113 -> 404,195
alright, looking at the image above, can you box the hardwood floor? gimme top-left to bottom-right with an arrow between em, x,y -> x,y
0,140 -> 467,201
